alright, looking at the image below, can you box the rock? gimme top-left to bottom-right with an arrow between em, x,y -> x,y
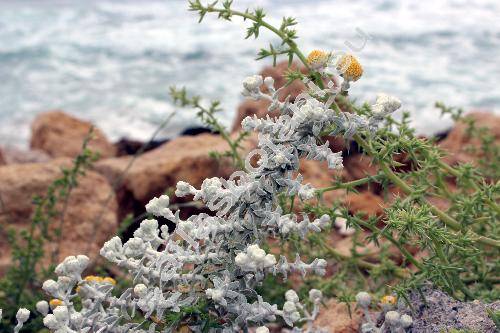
440,112 -> 500,167
313,299 -> 363,332
114,138 -> 168,157
180,126 -> 215,136
94,133 -> 257,219
344,154 -> 378,181
297,159 -> 347,207
0,146 -> 51,164
30,111 -> 116,159
343,153 -> 381,193
324,135 -> 347,154
398,285 -> 500,332
0,159 -> 118,275
344,191 -> 385,218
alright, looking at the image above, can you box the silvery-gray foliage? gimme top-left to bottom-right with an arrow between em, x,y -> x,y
2,73 -> 401,333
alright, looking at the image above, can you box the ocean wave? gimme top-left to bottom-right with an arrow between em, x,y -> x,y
0,0 -> 499,147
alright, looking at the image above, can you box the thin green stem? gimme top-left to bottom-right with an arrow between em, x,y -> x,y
206,8 -> 309,68
433,240 -> 474,300
354,134 -> 500,248
316,174 -> 384,194
320,243 -> 409,279
348,215 -> 424,271
437,159 -> 500,215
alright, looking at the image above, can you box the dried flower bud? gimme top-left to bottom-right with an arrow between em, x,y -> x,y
16,308 -> 30,324
134,283 -> 148,297
384,310 -> 400,325
285,290 -> 299,303
309,289 -> 323,303
36,301 -> 49,316
400,314 -> 413,328
43,314 -> 60,330
243,75 -> 263,91
356,291 -> 372,307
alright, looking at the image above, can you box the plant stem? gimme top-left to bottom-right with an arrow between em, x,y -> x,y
204,7 -> 328,88
437,159 -> 500,215
320,243 -> 409,279
316,174 -> 384,194
348,216 -> 424,271
354,134 -> 500,249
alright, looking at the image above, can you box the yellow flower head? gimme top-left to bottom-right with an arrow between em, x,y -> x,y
49,299 -> 63,309
336,54 -> 363,81
307,50 -> 329,69
84,275 -> 102,283
380,295 -> 397,305
102,277 -> 117,285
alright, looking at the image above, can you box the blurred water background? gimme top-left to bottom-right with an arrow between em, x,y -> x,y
1,0 -> 499,147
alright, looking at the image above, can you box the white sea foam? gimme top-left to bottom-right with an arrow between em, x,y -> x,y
0,0 -> 499,147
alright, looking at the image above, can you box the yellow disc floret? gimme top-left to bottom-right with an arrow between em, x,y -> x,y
84,275 -> 102,283
49,299 -> 63,309
307,50 -> 329,69
336,54 -> 363,81
380,295 -> 397,305
102,277 -> 117,285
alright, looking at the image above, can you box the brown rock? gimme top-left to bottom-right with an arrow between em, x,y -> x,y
0,159 -> 118,275
344,191 -> 385,218
0,146 -> 51,165
343,154 -> 381,193
313,299 -> 362,332
344,154 -> 378,181
440,112 -> 500,166
94,133 -> 257,218
324,135 -> 347,153
30,111 -> 116,159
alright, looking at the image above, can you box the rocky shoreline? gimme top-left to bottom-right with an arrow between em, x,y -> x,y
1,63 -> 499,332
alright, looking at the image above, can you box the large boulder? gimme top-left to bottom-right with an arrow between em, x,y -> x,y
0,146 -> 51,165
94,133 -> 257,218
440,112 -> 500,166
30,111 -> 116,159
0,159 -> 118,275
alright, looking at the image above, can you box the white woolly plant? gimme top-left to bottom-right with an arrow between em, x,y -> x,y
2,71 -> 401,333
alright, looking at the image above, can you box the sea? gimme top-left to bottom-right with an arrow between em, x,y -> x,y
1,0 -> 499,147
